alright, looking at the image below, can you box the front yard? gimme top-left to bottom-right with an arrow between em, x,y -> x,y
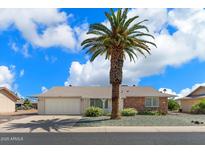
75,114 -> 205,127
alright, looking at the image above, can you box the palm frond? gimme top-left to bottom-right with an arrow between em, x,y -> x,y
130,32 -> 155,39
120,8 -> 128,24
124,15 -> 139,29
110,9 -> 117,26
87,30 -> 105,36
81,8 -> 156,63
134,38 -> 157,48
105,12 -> 115,29
89,23 -> 112,35
127,24 -> 149,34
117,9 -> 122,24
90,49 -> 105,61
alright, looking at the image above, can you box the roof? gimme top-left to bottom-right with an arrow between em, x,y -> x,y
186,86 -> 205,97
0,87 -> 20,101
122,86 -> 174,97
178,86 -> 205,100
178,95 -> 205,100
34,86 -> 175,98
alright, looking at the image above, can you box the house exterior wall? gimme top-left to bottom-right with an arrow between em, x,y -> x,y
0,92 -> 15,113
38,97 -> 45,114
180,99 -> 201,112
124,97 -> 145,112
81,98 -> 90,113
38,96 -> 167,115
123,97 -> 168,113
32,103 -> 38,109
159,97 -> 168,114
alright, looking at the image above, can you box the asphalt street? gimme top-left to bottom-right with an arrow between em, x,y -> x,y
1,132 -> 205,145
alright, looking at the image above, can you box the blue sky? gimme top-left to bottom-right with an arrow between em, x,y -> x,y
0,8 -> 205,97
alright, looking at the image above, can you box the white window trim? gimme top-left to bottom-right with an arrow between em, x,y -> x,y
145,97 -> 160,107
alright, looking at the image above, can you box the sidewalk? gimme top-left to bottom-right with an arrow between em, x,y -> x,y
68,126 -> 205,133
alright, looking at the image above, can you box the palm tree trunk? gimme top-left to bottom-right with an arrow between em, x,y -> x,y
110,48 -> 123,119
111,83 -> 121,119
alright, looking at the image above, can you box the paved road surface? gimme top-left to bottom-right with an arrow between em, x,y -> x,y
1,132 -> 205,145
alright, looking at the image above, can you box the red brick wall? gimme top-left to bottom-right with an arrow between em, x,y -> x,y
159,97 -> 168,114
124,97 -> 145,112
123,97 -> 168,113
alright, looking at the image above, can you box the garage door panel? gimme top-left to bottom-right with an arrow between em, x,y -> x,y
45,98 -> 81,114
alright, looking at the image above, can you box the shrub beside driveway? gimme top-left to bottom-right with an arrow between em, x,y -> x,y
75,114 -> 205,127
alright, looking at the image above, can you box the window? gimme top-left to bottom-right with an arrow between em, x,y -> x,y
90,99 -> 109,109
90,99 -> 103,108
145,97 -> 159,107
104,99 -> 108,109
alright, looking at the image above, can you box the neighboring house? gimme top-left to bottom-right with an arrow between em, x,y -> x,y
16,99 -> 24,108
16,99 -> 38,109
0,87 -> 19,113
31,101 -> 38,109
34,86 -> 174,115
178,86 -> 205,112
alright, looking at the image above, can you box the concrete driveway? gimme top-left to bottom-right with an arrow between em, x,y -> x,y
0,115 -> 82,133
0,109 -> 37,124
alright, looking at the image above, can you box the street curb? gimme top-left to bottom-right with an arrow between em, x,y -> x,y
66,126 -> 205,133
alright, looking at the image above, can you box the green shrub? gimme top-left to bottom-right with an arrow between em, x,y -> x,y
191,99 -> 205,114
23,99 -> 33,110
85,107 -> 103,117
168,99 -> 180,111
103,111 -> 111,116
16,106 -> 21,111
121,108 -> 137,116
138,110 -> 165,115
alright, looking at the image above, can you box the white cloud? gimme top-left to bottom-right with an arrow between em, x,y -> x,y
22,43 -> 30,58
65,9 -> 205,86
45,55 -> 58,63
179,82 -> 205,97
9,65 -> 16,71
65,58 -> 110,86
0,65 -> 15,89
0,9 -> 76,50
9,42 -> 31,58
19,69 -> 24,77
74,23 -> 92,50
41,86 -> 48,93
159,82 -> 205,99
10,42 -> 19,52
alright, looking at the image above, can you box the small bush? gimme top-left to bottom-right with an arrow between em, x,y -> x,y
191,99 -> 205,114
85,107 -> 103,117
168,99 -> 180,111
138,110 -> 165,115
23,99 -> 33,110
103,111 -> 111,116
121,108 -> 137,116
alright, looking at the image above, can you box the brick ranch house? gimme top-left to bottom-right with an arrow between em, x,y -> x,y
34,86 -> 174,115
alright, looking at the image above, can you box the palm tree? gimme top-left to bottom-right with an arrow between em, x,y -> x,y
81,9 -> 156,119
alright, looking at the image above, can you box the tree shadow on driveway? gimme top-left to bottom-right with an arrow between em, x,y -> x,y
4,118 -> 79,132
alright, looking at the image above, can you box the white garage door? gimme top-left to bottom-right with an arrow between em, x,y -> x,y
45,98 -> 81,114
